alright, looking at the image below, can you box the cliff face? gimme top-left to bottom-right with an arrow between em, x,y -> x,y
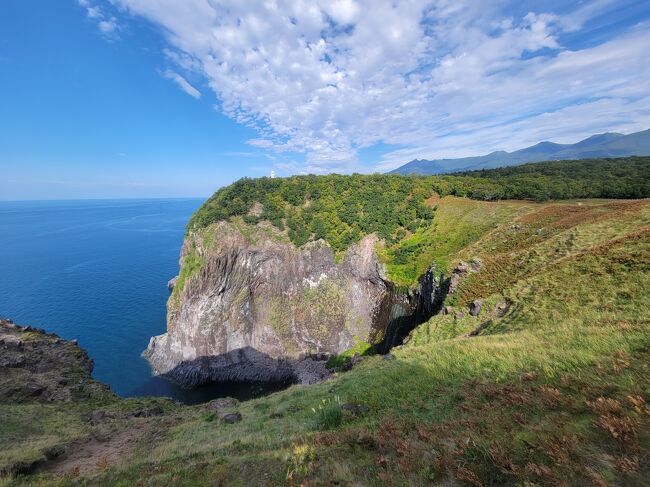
144,220 -> 393,386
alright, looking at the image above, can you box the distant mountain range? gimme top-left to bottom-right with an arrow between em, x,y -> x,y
389,128 -> 650,175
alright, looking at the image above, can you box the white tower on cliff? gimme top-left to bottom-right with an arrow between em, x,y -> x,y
270,170 -> 275,178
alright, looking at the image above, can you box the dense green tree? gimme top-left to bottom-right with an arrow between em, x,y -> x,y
188,157 -> 650,251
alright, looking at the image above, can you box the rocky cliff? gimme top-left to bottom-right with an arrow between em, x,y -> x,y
144,220 -> 398,386
0,318 -> 112,404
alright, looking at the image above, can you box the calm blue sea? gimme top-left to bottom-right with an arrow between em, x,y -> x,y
0,198 -> 285,403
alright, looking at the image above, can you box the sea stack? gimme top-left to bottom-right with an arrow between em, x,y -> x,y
144,220 -> 393,386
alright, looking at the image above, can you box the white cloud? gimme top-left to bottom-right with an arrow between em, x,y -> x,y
163,70 -> 201,99
98,18 -> 118,33
560,0 -> 638,32
108,0 -> 650,171
86,6 -> 102,19
78,0 -> 119,37
325,0 -> 360,25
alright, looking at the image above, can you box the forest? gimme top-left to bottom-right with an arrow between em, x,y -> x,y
188,156 -> 650,254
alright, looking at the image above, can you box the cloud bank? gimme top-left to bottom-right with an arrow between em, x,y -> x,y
104,0 -> 650,171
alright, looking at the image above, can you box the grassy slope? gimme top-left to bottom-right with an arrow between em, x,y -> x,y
381,196 -> 536,285
5,197 -> 649,486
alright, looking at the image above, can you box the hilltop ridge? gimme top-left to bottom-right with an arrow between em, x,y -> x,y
188,157 -> 650,286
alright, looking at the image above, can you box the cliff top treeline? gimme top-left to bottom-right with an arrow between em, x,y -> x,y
189,157 -> 649,254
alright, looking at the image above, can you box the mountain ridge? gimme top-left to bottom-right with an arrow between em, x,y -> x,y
390,128 -> 650,175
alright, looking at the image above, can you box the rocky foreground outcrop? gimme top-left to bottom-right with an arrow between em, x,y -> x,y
1,319 -> 175,478
144,221 -> 397,386
0,318 -> 112,404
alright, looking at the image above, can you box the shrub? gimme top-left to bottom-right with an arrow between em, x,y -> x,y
312,396 -> 343,430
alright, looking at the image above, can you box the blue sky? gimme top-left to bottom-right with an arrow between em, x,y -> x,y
1,1 -> 649,199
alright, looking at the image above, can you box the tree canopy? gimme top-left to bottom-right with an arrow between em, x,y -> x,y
189,156 -> 650,253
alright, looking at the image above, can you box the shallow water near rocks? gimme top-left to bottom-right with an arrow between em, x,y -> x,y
0,198 -> 290,403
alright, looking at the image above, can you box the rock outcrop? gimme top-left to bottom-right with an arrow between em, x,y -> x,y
144,221 -> 392,386
0,318 -> 113,404
469,299 -> 483,317
448,257 -> 483,295
415,264 -> 447,319
167,276 -> 178,290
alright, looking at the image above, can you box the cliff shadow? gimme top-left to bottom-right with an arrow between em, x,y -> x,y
157,346 -> 294,388
156,346 -> 328,391
128,374 -> 291,404
373,271 -> 451,354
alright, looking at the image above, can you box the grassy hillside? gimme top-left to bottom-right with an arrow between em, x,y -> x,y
188,157 -> 650,287
4,196 -> 649,486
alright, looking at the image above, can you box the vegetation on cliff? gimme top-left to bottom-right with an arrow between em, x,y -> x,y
187,157 -> 650,286
4,196 -> 649,486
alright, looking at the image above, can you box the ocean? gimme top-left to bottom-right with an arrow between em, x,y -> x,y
0,198 -> 285,403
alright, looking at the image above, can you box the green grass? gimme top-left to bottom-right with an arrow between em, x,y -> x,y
312,396 -> 344,431
168,246 -> 204,314
5,198 -> 649,486
326,338 -> 374,369
381,196 -> 533,286
0,396 -> 179,477
0,404 -> 88,468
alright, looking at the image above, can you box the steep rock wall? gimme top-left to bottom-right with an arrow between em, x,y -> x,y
144,220 -> 392,386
